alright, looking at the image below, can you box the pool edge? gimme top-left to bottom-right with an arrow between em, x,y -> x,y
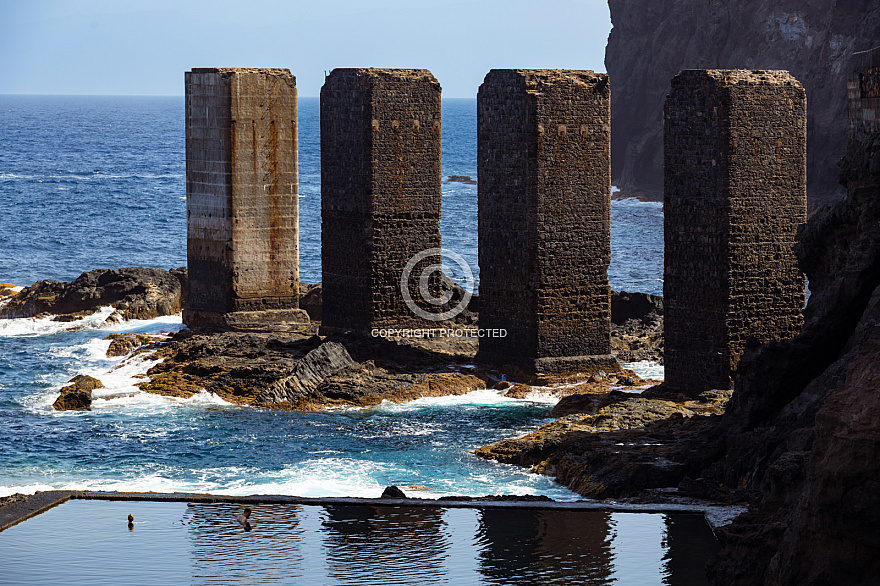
1,490 -> 746,533
0,491 -> 74,532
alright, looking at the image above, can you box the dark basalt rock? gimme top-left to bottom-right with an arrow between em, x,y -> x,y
138,329 -> 489,410
380,486 -> 407,499
611,290 -> 662,324
255,341 -> 357,405
298,283 -> 323,321
169,267 -> 187,310
0,267 -> 183,321
444,175 -> 477,185
610,290 -> 664,363
52,375 -> 104,411
104,333 -> 166,358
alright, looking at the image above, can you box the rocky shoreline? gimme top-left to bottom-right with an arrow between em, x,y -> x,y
133,319 -> 653,411
0,271 -> 661,412
0,267 -> 186,322
474,387 -> 731,500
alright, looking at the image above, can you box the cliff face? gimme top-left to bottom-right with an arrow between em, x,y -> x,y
605,0 -> 880,209
707,130 -> 880,585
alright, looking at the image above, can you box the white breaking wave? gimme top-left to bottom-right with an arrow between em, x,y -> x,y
0,450 -> 580,501
611,197 -> 663,209
373,388 -> 557,414
225,459 -> 392,498
0,306 -> 117,338
621,360 -> 665,380
17,312 -> 187,413
173,390 -> 234,406
0,309 -> 181,339
0,475 -> 190,498
0,460 -> 392,499
101,313 -> 183,334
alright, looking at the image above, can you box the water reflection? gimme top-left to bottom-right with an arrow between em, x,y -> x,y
321,505 -> 449,585
183,502 -> 307,585
477,509 -> 614,585
662,513 -> 719,586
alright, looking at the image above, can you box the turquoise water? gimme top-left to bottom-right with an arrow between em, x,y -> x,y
0,500 -> 718,585
0,310 -> 581,499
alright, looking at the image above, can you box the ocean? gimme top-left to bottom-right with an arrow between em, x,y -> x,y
0,95 -> 664,500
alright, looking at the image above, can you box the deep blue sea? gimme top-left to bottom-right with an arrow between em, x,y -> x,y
0,96 -> 663,500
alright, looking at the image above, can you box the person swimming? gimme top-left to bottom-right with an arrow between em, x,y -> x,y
237,507 -> 252,531
127,514 -> 134,530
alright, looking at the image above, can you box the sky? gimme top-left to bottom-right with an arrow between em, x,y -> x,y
0,0 -> 612,98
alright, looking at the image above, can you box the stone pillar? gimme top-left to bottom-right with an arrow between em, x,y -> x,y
476,69 -> 612,373
664,70 -> 807,393
848,46 -> 880,143
320,68 -> 442,333
184,68 -> 307,330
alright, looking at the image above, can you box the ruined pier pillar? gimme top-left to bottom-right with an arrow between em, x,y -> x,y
184,68 -> 308,330
476,69 -> 612,373
664,70 -> 807,393
848,46 -> 880,144
320,68 -> 442,333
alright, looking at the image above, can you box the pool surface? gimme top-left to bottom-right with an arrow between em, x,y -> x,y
0,499 -> 718,585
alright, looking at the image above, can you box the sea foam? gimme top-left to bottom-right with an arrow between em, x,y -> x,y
0,306 -> 117,338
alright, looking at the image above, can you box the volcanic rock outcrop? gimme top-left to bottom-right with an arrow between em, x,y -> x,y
0,267 -> 185,321
52,375 -> 104,411
610,290 -> 663,363
605,0 -> 880,208
139,331 -> 491,410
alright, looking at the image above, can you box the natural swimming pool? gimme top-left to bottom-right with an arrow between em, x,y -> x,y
1,499 -> 719,585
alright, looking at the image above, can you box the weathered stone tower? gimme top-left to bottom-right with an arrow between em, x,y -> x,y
664,70 -> 807,393
476,69 -> 612,373
320,68 -> 442,333
848,46 -> 880,143
184,68 -> 307,329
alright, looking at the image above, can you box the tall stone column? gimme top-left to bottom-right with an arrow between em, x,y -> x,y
476,69 -> 612,374
664,70 -> 807,393
848,46 -> 880,144
320,68 -> 442,333
184,68 -> 307,330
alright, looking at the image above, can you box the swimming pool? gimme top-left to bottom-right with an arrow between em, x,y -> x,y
0,498 -> 718,585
